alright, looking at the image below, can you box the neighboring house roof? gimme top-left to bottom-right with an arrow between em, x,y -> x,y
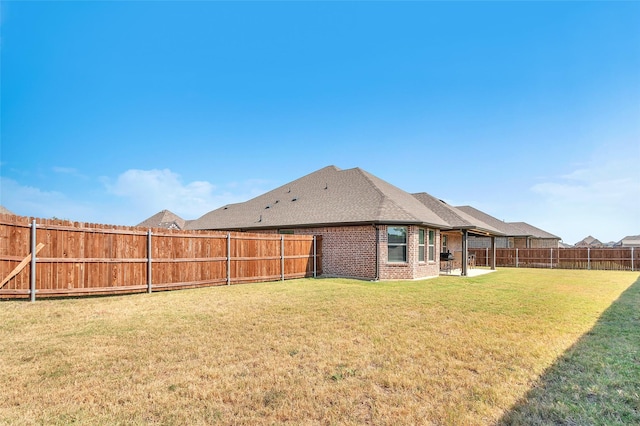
456,206 -> 560,239
575,235 -> 603,247
507,222 -> 561,239
187,166 -> 451,231
412,193 -> 504,236
616,235 -> 640,247
137,209 -> 187,230
455,206 -> 517,235
0,206 -> 15,215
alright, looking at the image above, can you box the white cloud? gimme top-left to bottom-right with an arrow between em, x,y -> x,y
1,169 -> 274,226
0,177 -> 96,221
52,166 -> 88,179
103,168 -> 272,223
528,156 -> 640,244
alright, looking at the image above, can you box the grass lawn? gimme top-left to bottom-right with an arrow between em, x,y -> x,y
1,269 -> 638,425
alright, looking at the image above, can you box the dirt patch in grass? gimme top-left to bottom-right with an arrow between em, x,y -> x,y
1,269 -> 638,425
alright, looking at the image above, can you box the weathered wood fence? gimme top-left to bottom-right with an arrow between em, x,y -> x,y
470,247 -> 638,271
0,214 -> 322,300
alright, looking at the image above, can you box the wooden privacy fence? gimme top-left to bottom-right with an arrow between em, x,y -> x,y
470,247 -> 639,271
0,214 -> 322,300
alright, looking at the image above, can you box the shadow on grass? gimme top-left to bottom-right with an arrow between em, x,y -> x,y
499,276 -> 640,426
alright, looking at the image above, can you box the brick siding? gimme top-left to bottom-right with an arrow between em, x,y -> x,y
293,224 -> 440,280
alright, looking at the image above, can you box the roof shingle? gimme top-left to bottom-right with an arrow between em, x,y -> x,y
187,166 -> 451,230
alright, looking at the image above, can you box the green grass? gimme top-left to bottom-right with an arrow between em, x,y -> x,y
0,269 -> 638,425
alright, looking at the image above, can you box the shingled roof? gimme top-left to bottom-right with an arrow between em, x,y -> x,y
137,209 -> 187,230
187,166 -> 451,231
456,206 -> 560,239
0,206 -> 15,215
507,222 -> 560,239
412,193 -> 503,236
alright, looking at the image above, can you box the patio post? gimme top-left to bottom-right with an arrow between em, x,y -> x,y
490,236 -> 496,270
462,230 -> 468,276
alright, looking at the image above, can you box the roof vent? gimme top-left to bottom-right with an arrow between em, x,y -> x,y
265,205 -> 271,209
324,183 -> 328,190
291,197 -> 298,202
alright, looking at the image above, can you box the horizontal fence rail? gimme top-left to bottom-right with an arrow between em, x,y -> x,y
0,214 -> 322,300
470,247 -> 638,271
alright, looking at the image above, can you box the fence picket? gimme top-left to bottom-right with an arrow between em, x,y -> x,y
0,214 -> 321,300
469,247 -> 638,271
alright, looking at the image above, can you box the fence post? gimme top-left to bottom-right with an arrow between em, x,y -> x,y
632,247 -> 634,272
550,248 -> 553,269
313,235 -> 317,278
147,230 -> 152,293
30,220 -> 37,302
516,248 -> 519,268
485,247 -> 488,267
281,235 -> 285,281
227,233 -> 231,285
588,247 -> 591,270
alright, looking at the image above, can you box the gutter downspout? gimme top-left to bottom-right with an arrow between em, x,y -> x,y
374,224 -> 380,281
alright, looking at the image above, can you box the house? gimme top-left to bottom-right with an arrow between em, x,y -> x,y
455,206 -> 561,248
0,206 -> 15,216
615,235 -> 640,247
574,235 -> 603,248
187,166 -> 501,279
137,209 -> 190,230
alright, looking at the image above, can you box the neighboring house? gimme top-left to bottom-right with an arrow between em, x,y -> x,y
456,206 -> 562,248
137,209 -> 189,230
0,206 -> 15,215
615,235 -> 640,247
574,235 -> 604,248
187,165 -> 458,280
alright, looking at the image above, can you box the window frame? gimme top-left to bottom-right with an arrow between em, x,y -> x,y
387,226 -> 408,263
418,229 -> 426,263
428,229 -> 435,262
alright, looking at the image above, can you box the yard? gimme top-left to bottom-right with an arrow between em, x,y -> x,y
1,269 -> 638,425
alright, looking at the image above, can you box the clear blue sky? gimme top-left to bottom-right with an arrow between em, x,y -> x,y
1,1 -> 639,245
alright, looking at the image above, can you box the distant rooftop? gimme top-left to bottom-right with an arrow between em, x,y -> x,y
137,209 -> 188,230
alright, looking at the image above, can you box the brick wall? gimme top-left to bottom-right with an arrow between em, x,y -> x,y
378,225 -> 440,280
255,224 -> 441,280
292,225 -> 378,279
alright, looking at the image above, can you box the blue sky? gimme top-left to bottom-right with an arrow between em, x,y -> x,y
1,1 -> 639,245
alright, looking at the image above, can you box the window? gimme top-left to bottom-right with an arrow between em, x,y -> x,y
442,235 -> 448,253
387,226 -> 407,262
418,229 -> 426,262
428,230 -> 435,262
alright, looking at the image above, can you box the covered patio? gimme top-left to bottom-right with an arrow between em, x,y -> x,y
439,266 -> 497,277
412,193 -> 504,277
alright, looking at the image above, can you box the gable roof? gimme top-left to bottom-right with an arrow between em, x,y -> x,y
456,206 -> 560,239
575,235 -> 603,246
0,206 -> 15,215
137,209 -> 187,230
616,235 -> 640,247
412,193 -> 503,236
187,166 -> 451,231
